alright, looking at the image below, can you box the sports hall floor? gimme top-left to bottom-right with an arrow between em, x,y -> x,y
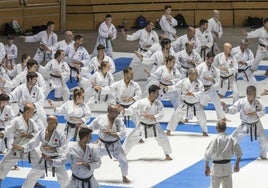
0,27 -> 268,188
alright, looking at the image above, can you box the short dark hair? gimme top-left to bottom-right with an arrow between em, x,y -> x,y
97,44 -> 105,51
21,54 -> 30,62
160,38 -> 171,48
105,14 -> 112,19
74,34 -> 83,41
217,120 -> 226,132
148,85 -> 160,94
7,34 -> 15,40
164,5 -> 172,10
123,67 -> 132,75
79,127 -> 93,140
206,52 -> 215,58
46,21 -> 55,26
26,71 -> 38,82
246,85 -> 256,94
0,93 -> 10,101
199,19 -> 208,27
54,49 -> 64,59
26,59 -> 38,69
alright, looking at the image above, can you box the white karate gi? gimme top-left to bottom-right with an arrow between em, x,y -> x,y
0,43 -> 5,63
53,142 -> 101,188
87,55 -> 115,74
65,44 -> 91,78
142,42 -> 162,58
6,63 -> 27,79
44,58 -> 70,102
4,43 -> 17,70
167,78 -> 208,133
55,100 -> 91,141
159,15 -> 177,41
4,70 -> 46,93
25,30 -> 57,64
0,116 -> 40,180
214,52 -> 239,103
195,28 -> 213,59
228,97 -> 268,158
196,62 -> 226,120
231,46 -> 256,85
175,49 -> 202,77
122,97 -> 172,156
151,65 -> 182,109
22,128 -> 68,188
126,28 -> 159,54
87,71 -> 114,110
172,34 -> 201,54
9,83 -> 46,126
246,27 -> 268,71
0,66 -> 11,94
89,114 -> 128,177
101,79 -> 142,126
204,132 -> 242,188
92,22 -> 117,59
0,105 -> 15,152
208,17 -> 223,53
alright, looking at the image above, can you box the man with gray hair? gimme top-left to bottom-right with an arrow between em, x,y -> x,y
208,10 -> 223,54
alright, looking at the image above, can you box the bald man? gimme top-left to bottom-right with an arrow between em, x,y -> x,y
89,104 -> 130,183
214,43 -> 239,103
208,10 -> 223,54
22,115 -> 68,188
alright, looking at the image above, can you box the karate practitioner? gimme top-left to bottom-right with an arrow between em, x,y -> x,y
204,120 -> 242,188
172,27 -> 201,54
196,52 -> 226,121
242,17 -> 268,73
222,85 -> 268,159
159,5 -> 177,41
53,127 -> 101,188
65,34 -> 90,80
9,72 -> 46,127
23,21 -> 57,64
0,103 -> 40,188
123,20 -> 159,55
164,68 -> 208,136
231,39 -> 256,86
213,43 -> 239,103
89,104 -> 130,183
0,94 -> 15,153
208,10 -> 223,54
175,41 -> 203,77
6,53 -> 30,79
22,115 -> 68,188
4,34 -> 17,70
49,87 -> 91,141
195,19 -> 213,60
122,85 -> 173,160
44,49 -> 70,102
91,14 -> 117,59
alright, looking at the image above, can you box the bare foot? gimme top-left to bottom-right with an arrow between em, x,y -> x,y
11,165 -> 20,170
166,130 -> 171,136
218,94 -> 224,98
260,90 -> 268,96
122,176 -> 131,183
202,132 -> 209,136
165,154 -> 173,160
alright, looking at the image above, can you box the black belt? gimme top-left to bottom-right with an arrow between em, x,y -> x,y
39,155 -> 58,177
220,75 -> 233,90
69,65 -> 80,83
99,138 -> 118,159
39,48 -> 44,52
140,48 -> 148,52
72,173 -> 93,188
50,73 -> 62,79
259,43 -> 266,47
203,85 -> 212,91
213,159 -> 231,164
0,128 -> 7,149
120,103 -> 133,127
66,122 -> 79,141
201,48 -> 206,61
244,121 -> 258,142
183,100 -> 196,117
140,122 -> 157,138
236,67 -> 249,81
159,81 -> 172,94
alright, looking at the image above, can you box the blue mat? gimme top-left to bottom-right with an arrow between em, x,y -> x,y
257,65 -> 268,71
114,57 -> 133,73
